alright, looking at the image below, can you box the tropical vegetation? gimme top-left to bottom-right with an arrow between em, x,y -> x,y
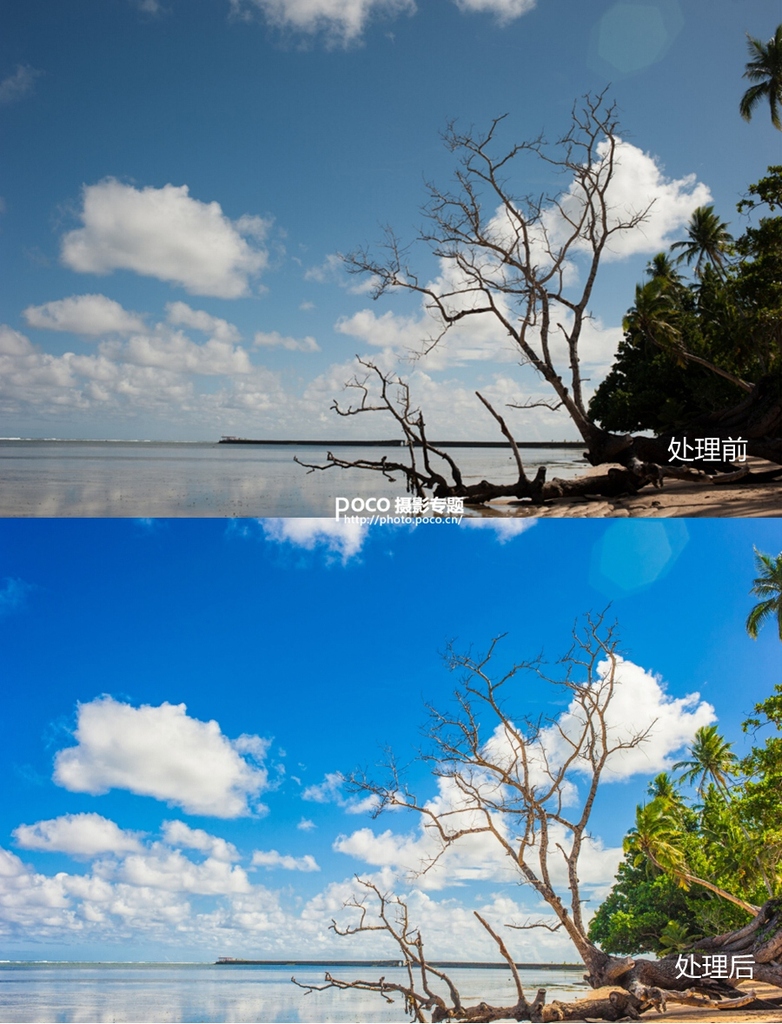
589,556 -> 782,957
589,166 -> 782,435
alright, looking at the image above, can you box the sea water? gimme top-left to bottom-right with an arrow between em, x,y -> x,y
0,962 -> 588,1023
0,441 -> 587,517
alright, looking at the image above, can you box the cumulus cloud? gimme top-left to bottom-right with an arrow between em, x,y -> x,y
165,302 -> 241,343
61,180 -> 270,298
161,821 -> 239,862
53,697 -> 271,817
114,849 -> 252,894
251,849 -> 320,872
254,330 -> 320,352
536,657 -> 716,781
302,772 -> 380,814
229,0 -> 415,45
260,518 -> 370,562
548,139 -> 712,261
0,843 -> 585,960
338,143 -> 707,379
13,814 -> 143,857
0,65 -> 42,106
334,659 -> 714,891
116,330 -> 252,376
461,519 -> 537,542
453,0 -> 535,24
24,294 -> 146,336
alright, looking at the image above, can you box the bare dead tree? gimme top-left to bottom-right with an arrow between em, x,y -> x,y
295,616 -> 781,1021
298,93 -> 782,504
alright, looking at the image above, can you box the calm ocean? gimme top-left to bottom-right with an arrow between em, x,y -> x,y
0,962 -> 588,1023
0,441 -> 587,517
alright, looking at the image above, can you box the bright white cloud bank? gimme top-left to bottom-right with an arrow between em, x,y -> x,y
53,697 -> 271,817
230,0 -> 416,44
260,518 -> 370,561
13,814 -> 143,857
1,660 -> 717,959
230,0 -> 538,44
454,0 -> 535,24
24,294 -> 146,336
61,180 -> 270,298
251,849 -> 320,872
333,658 -> 714,891
338,140 -> 709,376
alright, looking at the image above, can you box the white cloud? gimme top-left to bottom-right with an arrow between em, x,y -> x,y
116,330 -> 253,376
161,821 -> 239,862
24,294 -> 146,336
165,302 -> 241,343
229,0 -> 415,46
61,180 -> 270,298
0,577 -> 32,616
338,143 -> 707,379
251,850 -> 320,872
53,697 -> 271,817
304,253 -> 344,283
535,657 -> 716,781
254,330 -> 320,352
297,818 -> 316,831
0,65 -> 42,106
453,0 -> 535,24
460,519 -> 537,542
13,814 -> 143,857
113,849 -> 252,895
302,772 -> 380,814
334,660 -> 713,892
260,518 -> 369,561
550,140 -> 712,261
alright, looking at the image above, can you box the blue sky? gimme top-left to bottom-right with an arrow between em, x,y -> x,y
1,516 -> 780,961
0,0 -> 778,440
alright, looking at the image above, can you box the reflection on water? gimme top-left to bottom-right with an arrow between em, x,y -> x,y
0,442 -> 587,517
0,963 -> 589,1023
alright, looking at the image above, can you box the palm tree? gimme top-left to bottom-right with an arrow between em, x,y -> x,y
645,252 -> 684,288
672,725 -> 738,796
740,25 -> 782,130
670,206 -> 733,275
624,278 -> 751,393
746,548 -> 782,640
646,771 -> 684,806
625,797 -> 758,914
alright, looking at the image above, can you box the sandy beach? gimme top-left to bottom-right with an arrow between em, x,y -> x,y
555,983 -> 782,1022
492,462 -> 782,519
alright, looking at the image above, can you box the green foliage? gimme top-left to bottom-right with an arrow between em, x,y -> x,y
591,701 -> 782,956
740,26 -> 782,130
740,684 -> 782,864
589,166 -> 782,433
588,858 -> 698,955
746,549 -> 782,640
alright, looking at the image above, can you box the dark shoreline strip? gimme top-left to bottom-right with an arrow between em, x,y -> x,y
218,438 -> 585,449
214,959 -> 583,969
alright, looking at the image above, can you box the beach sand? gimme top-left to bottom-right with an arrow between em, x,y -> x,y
489,462 -> 782,519
556,982 -> 782,1022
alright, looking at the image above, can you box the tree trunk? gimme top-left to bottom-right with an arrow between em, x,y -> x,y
582,899 -> 782,1014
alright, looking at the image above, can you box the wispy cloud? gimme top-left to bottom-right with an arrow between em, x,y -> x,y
0,577 -> 33,617
0,65 -> 42,106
